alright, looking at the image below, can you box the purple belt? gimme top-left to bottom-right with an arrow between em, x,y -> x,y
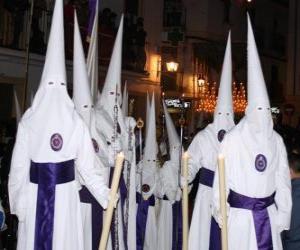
30,160 -> 75,250
228,190 -> 276,250
199,167 -> 215,187
198,167 -> 221,250
136,192 -> 155,250
109,168 -> 128,250
79,186 -> 103,250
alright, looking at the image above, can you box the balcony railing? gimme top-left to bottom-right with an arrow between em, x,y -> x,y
0,6 -> 149,74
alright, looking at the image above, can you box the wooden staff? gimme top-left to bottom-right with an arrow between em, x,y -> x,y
218,154 -> 228,250
99,152 -> 125,250
182,152 -> 189,250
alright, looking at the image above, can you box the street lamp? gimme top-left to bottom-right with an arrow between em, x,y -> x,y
166,61 -> 179,72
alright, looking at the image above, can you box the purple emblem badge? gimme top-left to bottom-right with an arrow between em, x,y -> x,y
92,138 -> 99,153
50,133 -> 63,151
255,154 -> 267,172
217,129 -> 226,142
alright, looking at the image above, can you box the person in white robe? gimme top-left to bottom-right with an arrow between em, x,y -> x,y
157,100 -> 182,250
136,93 -> 159,250
212,15 -> 292,250
187,32 -> 234,250
8,1 -> 110,249
73,12 -> 111,250
95,16 -> 128,250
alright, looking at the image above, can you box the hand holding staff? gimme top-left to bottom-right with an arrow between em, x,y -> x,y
218,154 -> 228,250
99,152 -> 125,250
182,152 -> 189,250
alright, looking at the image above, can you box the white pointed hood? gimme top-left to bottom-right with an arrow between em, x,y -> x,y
87,0 -> 99,104
122,81 -> 128,117
142,93 -> 158,197
73,11 -> 93,127
13,88 -> 21,125
213,32 -> 234,137
245,14 -> 273,142
22,0 -> 76,160
162,100 -> 181,161
98,15 -> 124,110
38,0 -> 67,93
95,16 -> 126,141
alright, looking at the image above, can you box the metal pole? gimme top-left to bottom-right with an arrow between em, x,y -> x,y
23,0 -> 35,110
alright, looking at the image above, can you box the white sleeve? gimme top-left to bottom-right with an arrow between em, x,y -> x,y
212,137 -> 230,226
8,123 -> 31,221
156,163 -> 177,201
76,123 -> 110,209
187,135 -> 203,183
275,138 -> 292,232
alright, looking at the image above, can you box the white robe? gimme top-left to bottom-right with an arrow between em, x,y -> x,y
212,119 -> 292,250
136,162 -> 158,250
95,107 -> 126,250
187,124 -> 220,250
156,160 -> 181,250
80,112 -> 110,250
9,113 -> 109,250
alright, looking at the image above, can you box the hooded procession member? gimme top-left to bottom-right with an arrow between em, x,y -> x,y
136,93 -> 159,250
73,11 -> 110,250
187,32 -> 234,250
157,100 -> 183,250
95,15 -> 128,250
8,1 -> 110,249
212,15 -> 292,250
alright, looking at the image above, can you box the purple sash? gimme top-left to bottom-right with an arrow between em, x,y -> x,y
109,168 -> 128,250
228,190 -> 275,250
198,167 -> 221,250
172,200 -> 183,250
79,186 -> 103,250
136,192 -> 155,250
30,160 -> 75,250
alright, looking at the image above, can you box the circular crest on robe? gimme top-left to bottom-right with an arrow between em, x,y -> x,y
92,138 -> 99,153
255,154 -> 267,172
217,129 -> 226,142
50,133 -> 63,151
142,184 -> 150,193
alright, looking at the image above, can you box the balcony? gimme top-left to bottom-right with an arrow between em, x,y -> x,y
0,4 -> 149,74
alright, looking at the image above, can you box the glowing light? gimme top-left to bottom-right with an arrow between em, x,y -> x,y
166,61 -> 179,72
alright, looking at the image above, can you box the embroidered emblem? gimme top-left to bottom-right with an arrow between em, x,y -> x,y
50,133 -> 63,151
92,138 -> 99,153
217,129 -> 226,142
255,154 -> 267,172
142,184 -> 150,193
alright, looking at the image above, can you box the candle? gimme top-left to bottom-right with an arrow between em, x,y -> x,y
182,152 -> 189,250
218,154 -> 228,250
99,152 -> 125,250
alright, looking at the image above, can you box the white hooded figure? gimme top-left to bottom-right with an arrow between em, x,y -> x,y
73,12 -> 110,250
8,1 -> 109,250
212,15 -> 292,250
121,82 -> 137,250
187,32 -> 234,250
95,16 -> 128,250
136,93 -> 159,250
156,100 -> 182,250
